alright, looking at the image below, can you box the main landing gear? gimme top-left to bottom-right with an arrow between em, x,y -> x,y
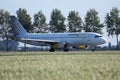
49,48 -> 55,52
63,48 -> 69,52
49,43 -> 69,52
63,44 -> 69,52
49,47 -> 69,52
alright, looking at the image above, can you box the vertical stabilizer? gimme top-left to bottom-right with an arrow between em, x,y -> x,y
10,16 -> 27,36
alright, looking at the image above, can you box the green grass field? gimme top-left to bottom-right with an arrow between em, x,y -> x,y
0,51 -> 120,80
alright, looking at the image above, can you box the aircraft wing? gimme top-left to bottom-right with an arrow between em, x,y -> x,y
20,38 -> 60,44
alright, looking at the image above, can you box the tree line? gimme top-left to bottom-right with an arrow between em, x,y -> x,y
0,7 -> 120,48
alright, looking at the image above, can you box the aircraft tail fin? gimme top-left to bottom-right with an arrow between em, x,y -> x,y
10,16 -> 27,36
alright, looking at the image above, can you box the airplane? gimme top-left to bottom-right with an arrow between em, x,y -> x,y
10,16 -> 107,52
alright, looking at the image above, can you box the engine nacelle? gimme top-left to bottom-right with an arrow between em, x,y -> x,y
53,42 -> 65,49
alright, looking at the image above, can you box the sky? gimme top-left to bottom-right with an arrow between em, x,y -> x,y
1,0 -> 120,46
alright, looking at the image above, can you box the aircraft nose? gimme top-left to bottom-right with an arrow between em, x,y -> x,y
101,37 -> 107,44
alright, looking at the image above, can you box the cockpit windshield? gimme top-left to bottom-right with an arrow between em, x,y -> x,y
95,35 -> 102,38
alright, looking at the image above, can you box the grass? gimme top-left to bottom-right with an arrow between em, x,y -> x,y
0,51 -> 120,80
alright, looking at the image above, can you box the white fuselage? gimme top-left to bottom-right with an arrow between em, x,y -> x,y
16,32 -> 107,47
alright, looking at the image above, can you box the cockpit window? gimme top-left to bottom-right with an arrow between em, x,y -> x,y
95,35 -> 102,38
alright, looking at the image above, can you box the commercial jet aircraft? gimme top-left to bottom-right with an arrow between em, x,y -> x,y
10,16 -> 107,52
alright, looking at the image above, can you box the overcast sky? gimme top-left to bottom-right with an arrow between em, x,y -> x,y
1,0 -> 120,46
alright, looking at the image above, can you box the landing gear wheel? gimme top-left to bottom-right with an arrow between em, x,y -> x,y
64,48 -> 69,52
63,43 -> 69,52
49,48 -> 55,52
91,49 -> 95,51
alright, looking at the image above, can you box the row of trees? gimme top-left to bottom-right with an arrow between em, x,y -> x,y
0,7 -> 120,48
